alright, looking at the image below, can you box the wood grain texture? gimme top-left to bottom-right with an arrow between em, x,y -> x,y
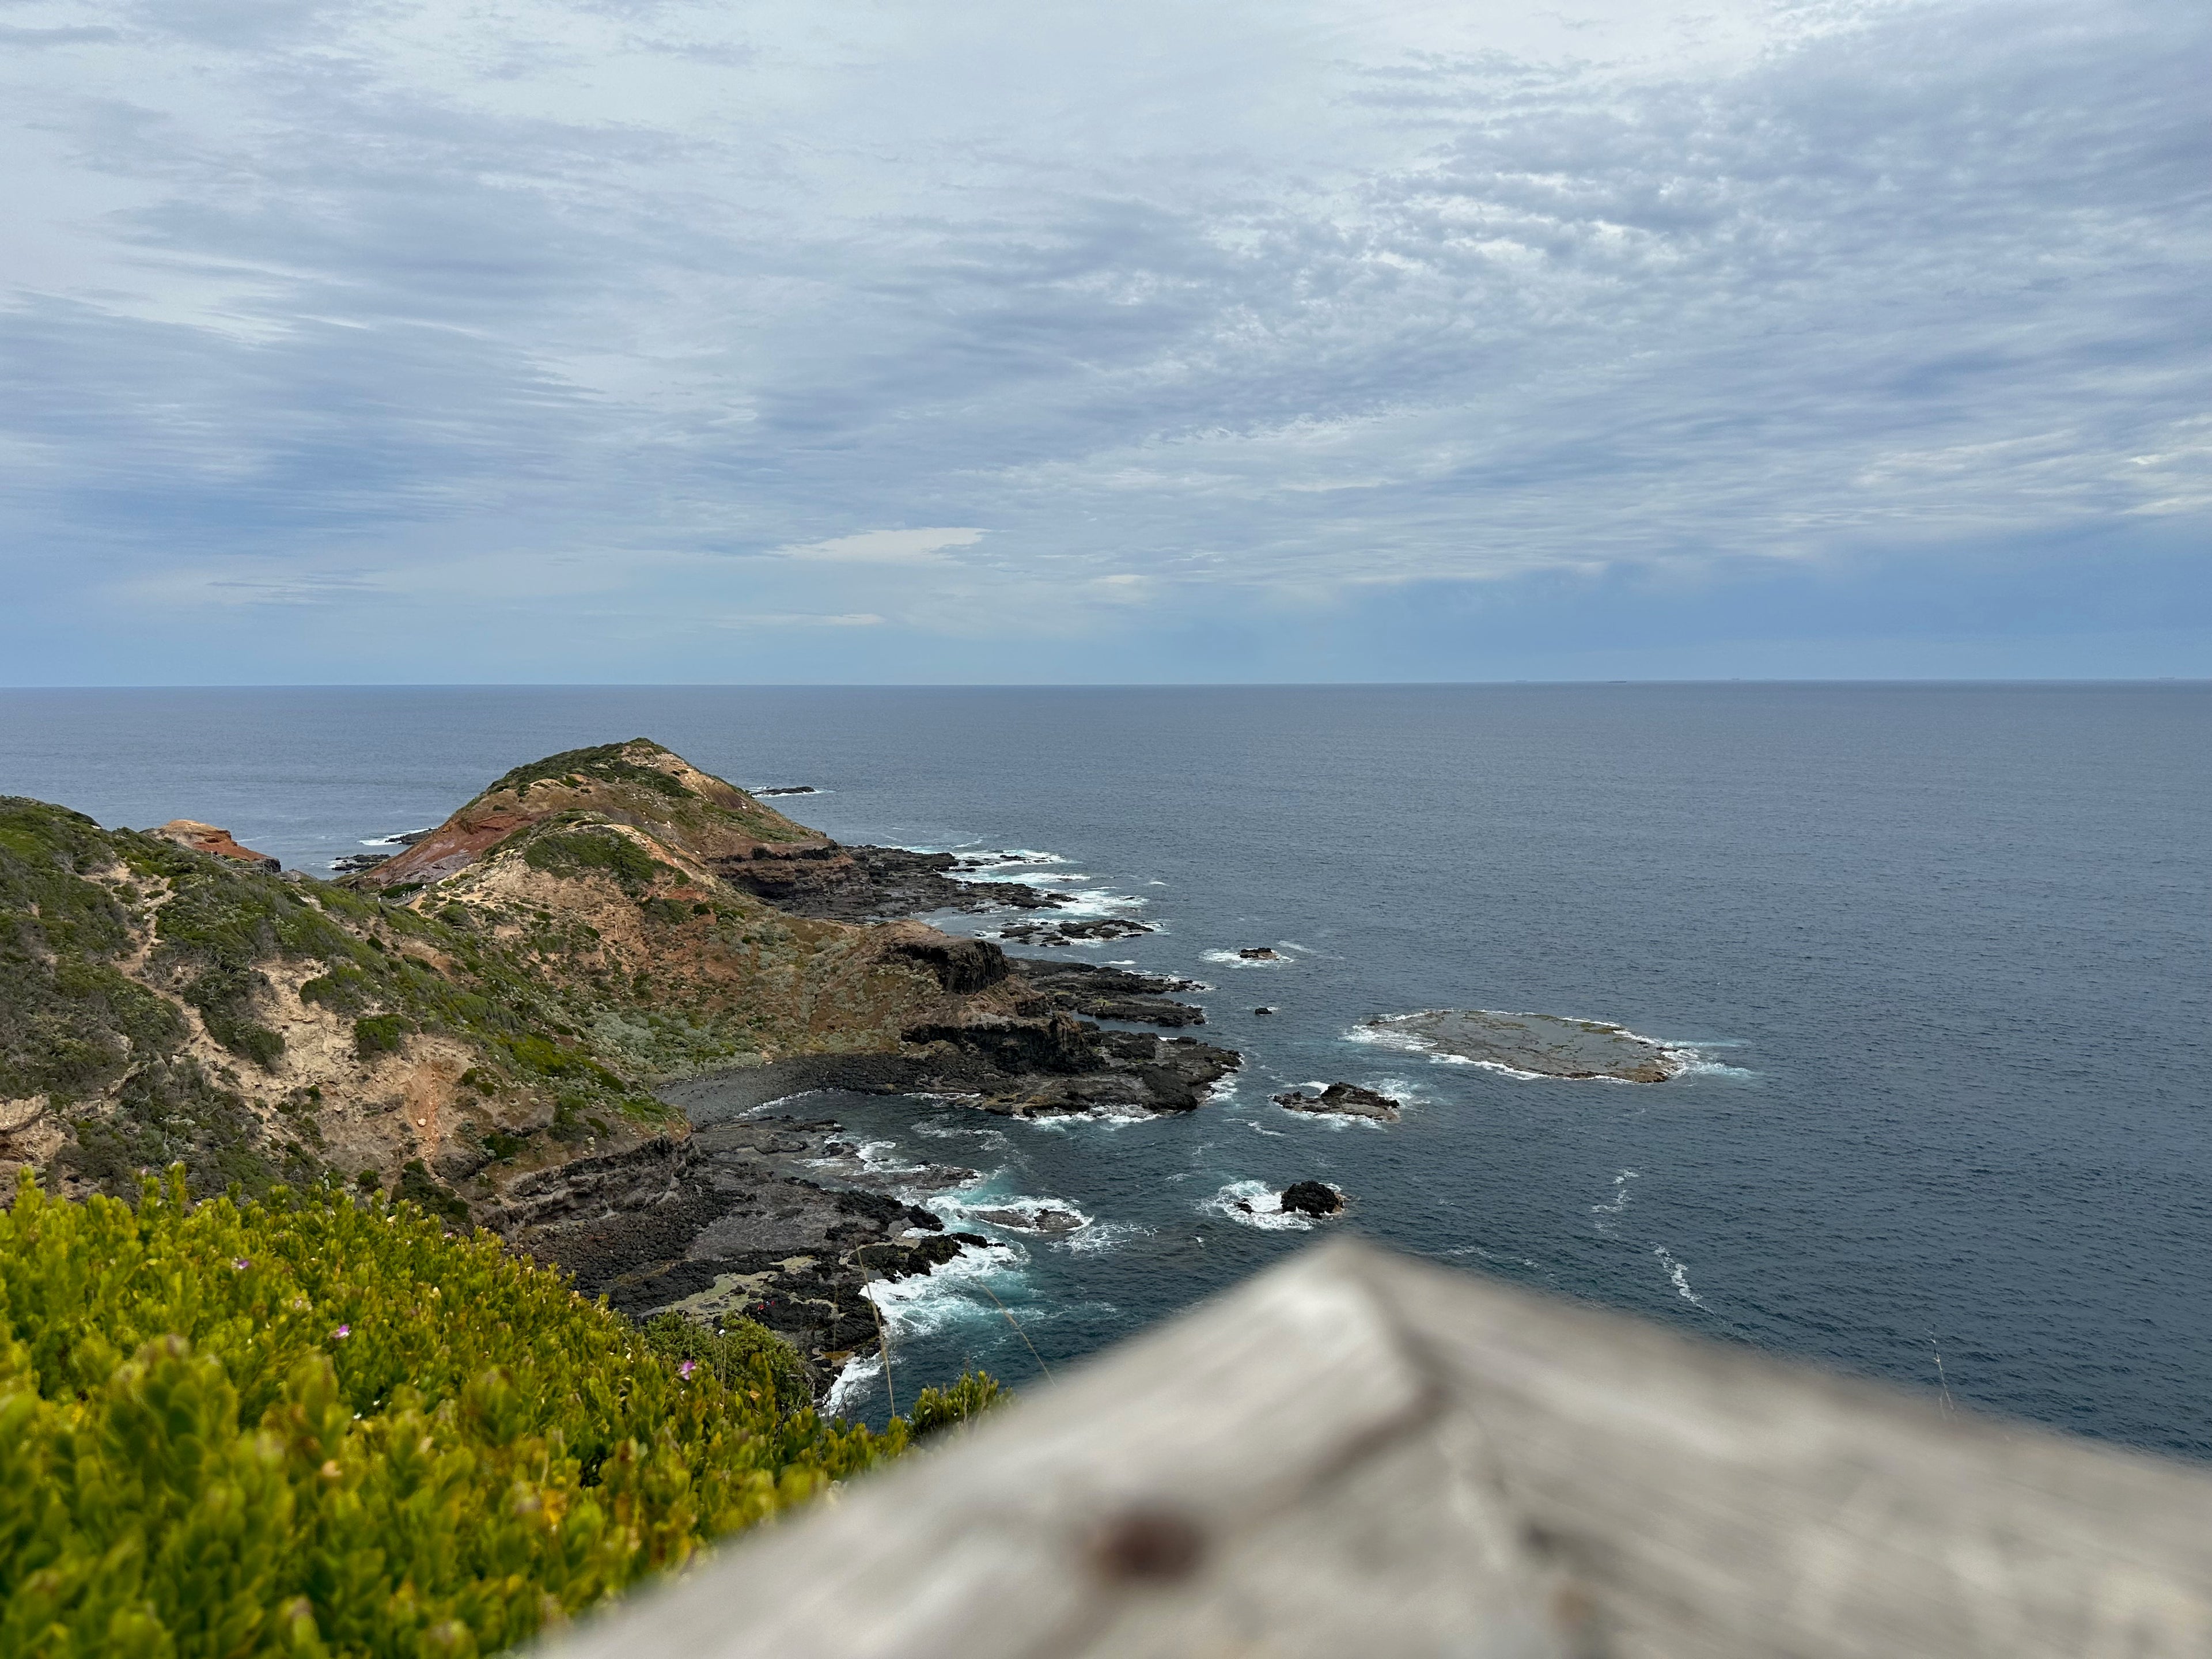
535,1239 -> 2212,1659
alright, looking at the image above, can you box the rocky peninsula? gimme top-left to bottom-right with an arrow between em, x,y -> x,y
0,738 -> 1233,1392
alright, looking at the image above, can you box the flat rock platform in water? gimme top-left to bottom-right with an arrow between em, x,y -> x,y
1372,1010 -> 1685,1083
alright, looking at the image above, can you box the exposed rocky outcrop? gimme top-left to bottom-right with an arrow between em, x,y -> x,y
665,1022 -> 1240,1121
966,1205 -> 1085,1234
1368,1009 -> 1686,1082
1272,1082 -> 1403,1122
1003,957 -> 1207,1027
489,1124 -> 997,1387
149,820 -> 280,873
720,843 -> 1064,922
877,921 -> 1013,994
1279,1180 -> 1344,1217
993,916 -> 1157,946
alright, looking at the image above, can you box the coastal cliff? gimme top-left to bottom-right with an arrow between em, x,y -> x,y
0,738 -> 1230,1382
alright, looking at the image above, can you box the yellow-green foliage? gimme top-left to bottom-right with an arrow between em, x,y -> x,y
0,1171 -> 927,1658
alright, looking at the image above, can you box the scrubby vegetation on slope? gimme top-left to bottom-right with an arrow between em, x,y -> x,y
0,783 -> 982,1211
0,1171 -> 987,1657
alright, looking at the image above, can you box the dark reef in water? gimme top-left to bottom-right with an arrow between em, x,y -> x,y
1273,1082 -> 1402,1122
1371,1009 -> 1685,1082
719,843 -> 1066,921
1005,957 -> 1207,1026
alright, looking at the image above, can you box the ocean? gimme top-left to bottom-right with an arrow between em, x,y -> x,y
3,683 -> 2206,1455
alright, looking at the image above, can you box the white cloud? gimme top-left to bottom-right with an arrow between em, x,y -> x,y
767,528 -> 985,564
0,0 -> 2206,677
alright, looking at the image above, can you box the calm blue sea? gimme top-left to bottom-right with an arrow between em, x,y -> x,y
3,684 -> 2207,1455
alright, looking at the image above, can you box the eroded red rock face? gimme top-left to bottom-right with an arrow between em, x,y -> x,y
359,808 -> 535,887
349,740 -> 840,892
151,820 -> 281,873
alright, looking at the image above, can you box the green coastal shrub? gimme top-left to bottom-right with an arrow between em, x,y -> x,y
0,1171 -> 975,1658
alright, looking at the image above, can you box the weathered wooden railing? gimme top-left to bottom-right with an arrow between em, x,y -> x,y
540,1238 -> 2212,1658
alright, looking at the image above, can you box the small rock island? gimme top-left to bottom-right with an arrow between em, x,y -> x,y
1370,1009 -> 1687,1082
1272,1082 -> 1402,1121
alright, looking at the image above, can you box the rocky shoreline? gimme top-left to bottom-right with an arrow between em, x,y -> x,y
664,1021 -> 1237,1122
537,954 -> 1233,1392
6,738 -> 1259,1406
490,1120 -> 1000,1382
718,844 -> 1069,921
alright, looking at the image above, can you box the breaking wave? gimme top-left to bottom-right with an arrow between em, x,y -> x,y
1203,1179 -> 1315,1232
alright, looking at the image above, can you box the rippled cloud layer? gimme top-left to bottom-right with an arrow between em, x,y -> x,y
3,0 -> 2206,680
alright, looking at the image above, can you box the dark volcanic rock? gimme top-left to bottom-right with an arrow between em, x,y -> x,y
1368,1009 -> 1685,1083
1271,1082 -> 1402,1122
994,916 -> 1158,947
880,923 -> 1012,993
490,1124 -> 995,1395
719,843 -> 1065,922
755,785 -> 817,796
967,1205 -> 1085,1234
666,1020 -> 1241,1123
1006,957 -> 1206,1027
1279,1180 -> 1344,1217
1237,946 -> 1282,960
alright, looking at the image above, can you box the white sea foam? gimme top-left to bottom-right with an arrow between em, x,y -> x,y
1344,1023 -> 1497,1069
950,847 -> 1070,868
808,1137 -> 904,1173
1200,948 -> 1291,969
1204,1179 -> 1315,1232
1040,888 -> 1150,919
1021,1104 -> 1159,1132
945,1195 -> 1094,1236
912,1117 -> 1011,1149
1592,1169 -> 1638,1231
1653,1245 -> 1707,1308
1060,1219 -> 1154,1256
958,867 -> 1086,888
361,827 -> 432,847
861,1241 -> 1022,1337
822,1351 -> 882,1417
1672,1052 -> 1759,1079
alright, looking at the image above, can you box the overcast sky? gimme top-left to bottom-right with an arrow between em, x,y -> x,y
2,0 -> 2206,683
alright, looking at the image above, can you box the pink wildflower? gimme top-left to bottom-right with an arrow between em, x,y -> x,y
333,1324 -> 351,1340
232,1258 -> 251,1270
678,1359 -> 697,1378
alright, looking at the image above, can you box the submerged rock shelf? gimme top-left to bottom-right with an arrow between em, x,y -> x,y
1367,1009 -> 1688,1083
